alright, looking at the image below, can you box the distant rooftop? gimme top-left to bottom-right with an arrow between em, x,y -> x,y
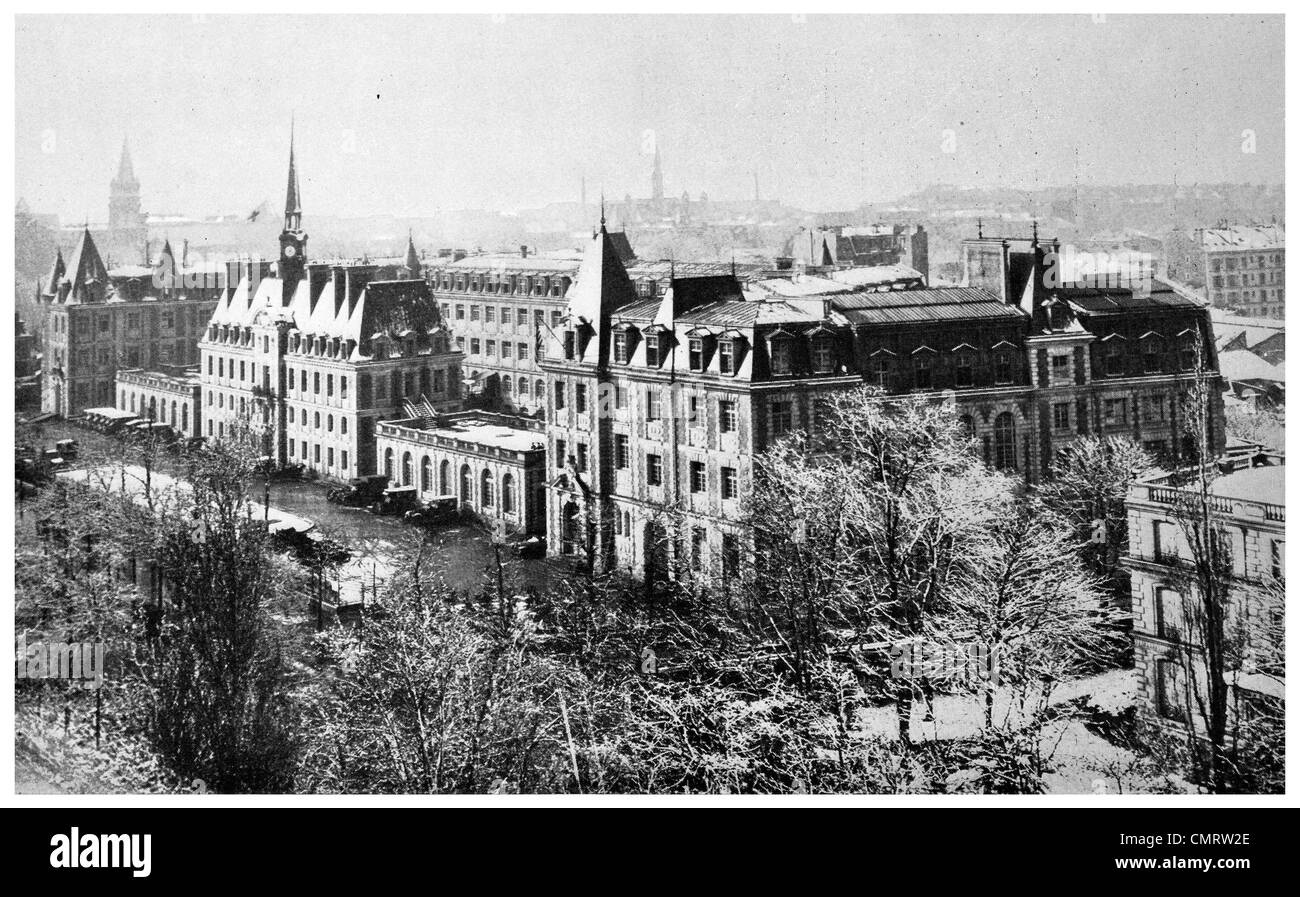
1202,224 -> 1285,251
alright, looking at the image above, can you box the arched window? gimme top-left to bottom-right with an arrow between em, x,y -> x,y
384,448 -> 394,478
959,414 -> 975,437
535,379 -> 545,399
993,412 -> 1016,471
170,401 -> 177,427
501,473 -> 515,514
440,459 -> 451,495
460,464 -> 472,504
518,377 -> 529,396
148,397 -> 157,421
181,404 -> 189,432
421,456 -> 433,492
481,470 -> 495,507
402,452 -> 413,486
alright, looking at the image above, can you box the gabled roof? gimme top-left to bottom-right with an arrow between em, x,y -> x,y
62,228 -> 110,303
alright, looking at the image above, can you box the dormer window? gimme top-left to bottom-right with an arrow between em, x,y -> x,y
954,350 -> 974,388
689,337 -> 704,371
645,333 -> 661,367
719,339 -> 735,375
1104,336 -> 1126,376
614,331 -> 629,364
994,351 -> 1014,384
769,333 -> 793,376
869,350 -> 895,388
1141,333 -> 1164,373
811,336 -> 835,374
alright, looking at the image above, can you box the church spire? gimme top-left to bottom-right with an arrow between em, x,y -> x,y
115,138 -> 138,188
651,142 -> 664,203
404,230 -> 421,278
284,119 -> 302,232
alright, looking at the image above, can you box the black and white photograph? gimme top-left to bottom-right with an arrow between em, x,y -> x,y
4,8 -> 1291,833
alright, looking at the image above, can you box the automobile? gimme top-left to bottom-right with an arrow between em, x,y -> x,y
515,535 -> 546,559
254,456 -> 305,482
373,485 -> 419,516
327,474 -> 390,507
403,495 -> 460,528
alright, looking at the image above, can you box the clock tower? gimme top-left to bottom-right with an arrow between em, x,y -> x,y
279,124 -> 307,301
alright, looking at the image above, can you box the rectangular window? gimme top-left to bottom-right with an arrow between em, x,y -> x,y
501,342 -> 512,359
517,343 -> 528,361
486,339 -> 496,358
485,306 -> 495,323
575,383 -> 587,414
555,439 -> 567,469
722,533 -> 741,579
647,453 -> 663,486
614,434 -> 629,469
1103,398 -> 1127,426
719,340 -> 735,375
994,352 -> 1013,384
914,354 -> 932,389
955,354 -> 973,387
647,389 -> 662,420
614,331 -> 629,364
576,443 -> 588,473
719,400 -> 737,433
554,382 -> 566,411
690,461 -> 706,493
470,338 -> 481,355
769,339 -> 792,376
689,338 -> 704,371
470,305 -> 481,322
769,400 -> 792,437
644,334 -> 660,367
721,466 -> 738,500
455,304 -> 465,320
1142,395 -> 1166,422
615,383 -> 627,409
1052,402 -> 1071,430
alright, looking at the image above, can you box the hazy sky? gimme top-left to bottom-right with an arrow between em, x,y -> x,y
15,14 -> 1284,222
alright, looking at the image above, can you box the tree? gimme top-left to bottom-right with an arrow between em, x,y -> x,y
1037,435 -> 1155,603
957,503 -> 1124,731
133,441 -> 300,792
748,387 -> 1005,745
300,565 -> 579,794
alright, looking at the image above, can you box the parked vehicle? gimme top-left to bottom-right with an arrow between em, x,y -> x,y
255,456 -> 306,482
55,439 -> 79,460
515,535 -> 546,559
403,495 -> 460,528
373,485 -> 419,516
327,474 -> 390,507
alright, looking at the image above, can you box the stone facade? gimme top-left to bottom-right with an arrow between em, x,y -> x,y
199,134 -> 462,480
115,367 -> 202,439
1202,224 -> 1285,318
1124,460 -> 1285,730
539,224 -> 1226,577
375,411 -> 547,534
37,229 -> 220,417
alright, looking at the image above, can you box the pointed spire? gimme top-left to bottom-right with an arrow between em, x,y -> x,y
284,118 -> 302,231
404,229 -> 421,277
599,191 -> 606,229
63,227 -> 109,303
114,137 -> 138,188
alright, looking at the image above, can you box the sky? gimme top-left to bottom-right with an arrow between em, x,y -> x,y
14,14 -> 1285,222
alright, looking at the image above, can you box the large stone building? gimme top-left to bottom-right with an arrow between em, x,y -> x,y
1123,457 -> 1284,731
37,228 -> 221,417
1202,224 -> 1285,317
198,132 -> 462,479
539,221 -> 1224,577
424,235 -> 779,416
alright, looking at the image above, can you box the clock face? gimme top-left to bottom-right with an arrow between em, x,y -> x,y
283,244 -> 297,258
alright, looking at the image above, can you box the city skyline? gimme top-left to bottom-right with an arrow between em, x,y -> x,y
16,14 -> 1284,223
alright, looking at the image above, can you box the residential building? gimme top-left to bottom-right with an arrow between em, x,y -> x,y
539,222 -> 1224,576
1124,458 -> 1285,730
794,223 -> 929,282
1202,224 -> 1285,317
